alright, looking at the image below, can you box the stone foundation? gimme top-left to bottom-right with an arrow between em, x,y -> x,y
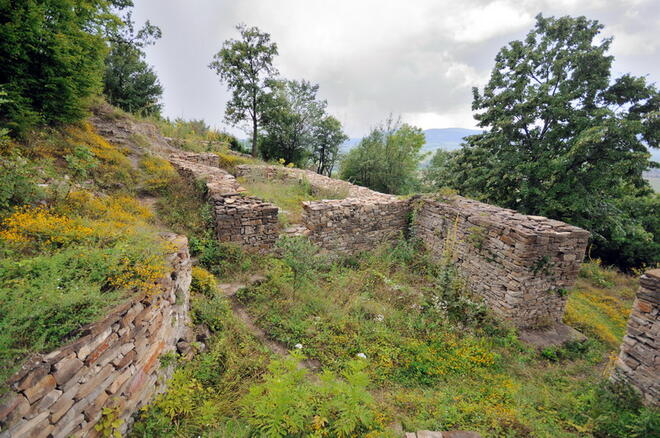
170,155 -> 279,251
0,233 -> 192,438
411,195 -> 589,328
613,269 -> 659,406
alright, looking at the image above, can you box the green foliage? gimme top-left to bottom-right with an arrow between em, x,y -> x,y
209,24 -> 279,156
435,14 -> 659,269
65,145 -> 99,180
340,116 -> 426,194
242,353 -> 381,437
95,405 -> 123,438
0,0 -> 127,135
259,79 -> 347,170
0,152 -> 41,212
589,381 -> 660,438
191,266 -> 217,298
313,115 -> 348,177
276,236 -> 328,287
103,13 -> 163,116
138,154 -> 177,194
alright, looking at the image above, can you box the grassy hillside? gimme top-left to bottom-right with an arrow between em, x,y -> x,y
2,105 -> 657,437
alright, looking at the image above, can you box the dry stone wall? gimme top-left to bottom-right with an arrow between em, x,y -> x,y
302,198 -> 410,252
411,195 -> 590,328
236,165 -> 409,252
170,154 -> 279,251
0,233 -> 192,438
613,269 -> 659,406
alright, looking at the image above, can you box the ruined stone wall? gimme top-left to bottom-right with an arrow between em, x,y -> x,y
302,198 -> 411,253
0,234 -> 192,438
235,164 -> 391,200
170,155 -> 279,251
412,195 -> 590,328
613,269 -> 659,406
235,165 -> 408,252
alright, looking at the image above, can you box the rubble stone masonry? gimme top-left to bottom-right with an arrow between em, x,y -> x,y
236,164 -> 409,252
411,195 -> 590,328
0,233 -> 192,438
613,269 -> 659,406
170,154 -> 279,251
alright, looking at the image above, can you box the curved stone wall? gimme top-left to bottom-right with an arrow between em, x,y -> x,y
0,234 -> 192,438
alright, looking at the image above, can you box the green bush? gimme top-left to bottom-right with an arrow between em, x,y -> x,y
191,266 -> 217,298
241,353 -> 382,437
0,152 -> 41,212
590,380 -> 660,438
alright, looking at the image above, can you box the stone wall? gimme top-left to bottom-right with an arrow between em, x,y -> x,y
613,269 -> 659,406
235,164 -> 392,200
235,164 -> 408,252
302,198 -> 410,253
411,195 -> 590,328
0,233 -> 192,438
170,155 -> 279,251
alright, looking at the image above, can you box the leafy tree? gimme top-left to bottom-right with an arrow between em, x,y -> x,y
423,148 -> 459,190
0,0 -> 128,135
259,79 -> 327,166
209,24 -> 278,157
440,14 -> 659,268
312,115 -> 348,177
340,117 -> 426,195
103,12 -> 163,116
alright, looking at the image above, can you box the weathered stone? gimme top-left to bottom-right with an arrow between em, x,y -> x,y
613,270 -> 659,407
0,393 -> 29,425
53,353 -> 84,385
35,388 -> 62,411
417,431 -> 444,438
77,364 -> 114,400
7,411 -> 50,438
22,374 -> 56,404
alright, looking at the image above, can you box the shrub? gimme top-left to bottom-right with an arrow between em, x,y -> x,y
139,155 -> 177,193
276,236 -> 327,287
216,152 -> 253,174
590,380 -> 660,438
241,354 -> 382,437
191,266 -> 217,298
0,153 -> 41,212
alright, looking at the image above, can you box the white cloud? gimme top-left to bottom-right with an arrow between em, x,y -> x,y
132,0 -> 659,138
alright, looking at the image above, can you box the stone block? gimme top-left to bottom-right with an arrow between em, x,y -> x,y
53,353 -> 84,386
23,374 -> 56,404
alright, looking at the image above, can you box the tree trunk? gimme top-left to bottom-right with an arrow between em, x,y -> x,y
251,116 -> 258,157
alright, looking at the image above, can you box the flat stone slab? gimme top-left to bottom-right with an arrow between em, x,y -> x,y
519,323 -> 587,348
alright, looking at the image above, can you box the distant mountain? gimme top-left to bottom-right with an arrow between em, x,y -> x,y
341,128 -> 482,155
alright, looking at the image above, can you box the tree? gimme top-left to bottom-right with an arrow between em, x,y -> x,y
209,24 -> 278,157
103,13 -> 163,116
312,115 -> 348,177
444,14 -> 659,268
0,0 -> 129,135
340,117 -> 426,195
423,148 -> 459,190
259,79 -> 329,166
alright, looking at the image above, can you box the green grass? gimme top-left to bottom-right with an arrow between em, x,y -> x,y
238,176 -> 346,226
565,261 -> 637,347
132,237 -> 658,437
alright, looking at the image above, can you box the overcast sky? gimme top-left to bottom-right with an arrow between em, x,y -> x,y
132,0 -> 659,138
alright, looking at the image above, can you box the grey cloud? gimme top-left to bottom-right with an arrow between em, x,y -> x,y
132,0 -> 659,138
